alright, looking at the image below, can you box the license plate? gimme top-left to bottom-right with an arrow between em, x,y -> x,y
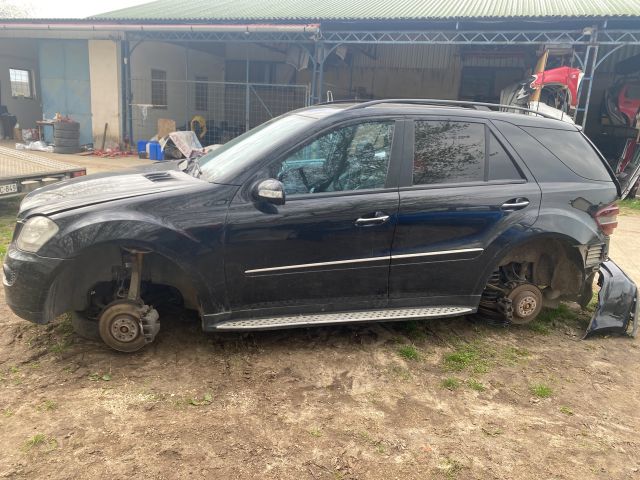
0,183 -> 18,195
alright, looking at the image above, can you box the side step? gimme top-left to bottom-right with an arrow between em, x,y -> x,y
214,306 -> 474,331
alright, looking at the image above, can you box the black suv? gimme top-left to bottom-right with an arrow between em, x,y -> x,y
3,100 -> 637,352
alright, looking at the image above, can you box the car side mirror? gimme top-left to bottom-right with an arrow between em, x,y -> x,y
253,179 -> 286,205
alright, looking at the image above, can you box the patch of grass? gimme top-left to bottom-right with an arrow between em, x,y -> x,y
528,303 -> 582,333
0,198 -> 20,262
502,346 -> 530,365
530,383 -> 553,398
308,427 -> 323,438
560,405 -> 574,416
443,341 -> 491,374
88,372 -> 112,382
397,344 -> 420,361
400,320 -> 429,341
466,379 -> 486,392
387,365 -> 412,381
441,377 -> 461,391
619,198 -> 640,212
481,426 -> 503,436
36,400 -> 57,412
49,339 -> 72,354
188,393 -> 213,406
356,431 -> 386,454
22,433 -> 57,452
2,408 -> 14,417
437,457 -> 464,479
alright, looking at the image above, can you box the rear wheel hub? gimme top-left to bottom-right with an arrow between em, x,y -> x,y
507,284 -> 543,324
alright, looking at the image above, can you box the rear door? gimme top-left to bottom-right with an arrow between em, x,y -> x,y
389,116 -> 542,306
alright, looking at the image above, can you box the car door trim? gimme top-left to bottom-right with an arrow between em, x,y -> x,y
391,247 -> 484,260
245,247 -> 484,274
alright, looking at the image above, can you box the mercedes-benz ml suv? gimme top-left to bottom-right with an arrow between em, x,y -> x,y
3,100 -> 637,352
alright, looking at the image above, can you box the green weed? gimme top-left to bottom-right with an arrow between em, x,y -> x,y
466,379 -> 486,392
441,377 -> 461,391
530,383 -> 553,398
397,345 -> 420,361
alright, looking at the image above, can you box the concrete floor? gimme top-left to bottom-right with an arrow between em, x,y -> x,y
0,140 -> 149,175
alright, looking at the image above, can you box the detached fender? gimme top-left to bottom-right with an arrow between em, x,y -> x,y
585,260 -> 638,338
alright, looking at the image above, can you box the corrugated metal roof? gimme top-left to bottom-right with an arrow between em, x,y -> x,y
93,0 -> 640,21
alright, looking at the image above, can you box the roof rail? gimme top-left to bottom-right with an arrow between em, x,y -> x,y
340,98 -> 560,121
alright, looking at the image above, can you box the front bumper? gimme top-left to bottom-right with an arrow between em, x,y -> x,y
3,245 -> 67,324
585,260 -> 638,338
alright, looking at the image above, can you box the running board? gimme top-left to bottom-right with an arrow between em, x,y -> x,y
214,306 -> 474,331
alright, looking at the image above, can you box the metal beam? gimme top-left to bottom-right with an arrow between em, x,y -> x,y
127,30 -> 317,43
319,29 -> 597,45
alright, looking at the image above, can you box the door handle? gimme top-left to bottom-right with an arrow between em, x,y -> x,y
355,212 -> 390,227
501,198 -> 530,211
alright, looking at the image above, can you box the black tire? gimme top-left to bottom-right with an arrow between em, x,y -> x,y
53,130 -> 80,140
54,122 -> 80,132
53,146 -> 80,154
71,311 -> 101,341
54,138 -> 80,148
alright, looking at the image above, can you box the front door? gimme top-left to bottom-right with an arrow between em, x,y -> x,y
389,117 -> 542,306
224,119 -> 402,316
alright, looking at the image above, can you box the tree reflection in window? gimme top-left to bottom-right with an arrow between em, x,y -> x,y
413,121 -> 485,185
272,122 -> 394,195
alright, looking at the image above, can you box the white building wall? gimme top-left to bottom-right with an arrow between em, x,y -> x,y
130,41 -> 225,140
88,40 -> 121,148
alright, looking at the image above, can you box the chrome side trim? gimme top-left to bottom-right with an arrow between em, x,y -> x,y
391,248 -> 484,260
245,255 -> 389,274
244,247 -> 484,274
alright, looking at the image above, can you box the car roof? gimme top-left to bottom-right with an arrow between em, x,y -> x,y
295,101 -> 579,131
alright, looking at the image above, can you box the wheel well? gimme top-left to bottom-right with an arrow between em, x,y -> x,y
491,236 -> 585,301
44,245 -> 200,321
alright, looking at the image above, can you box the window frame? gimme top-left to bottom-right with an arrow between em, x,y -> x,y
262,116 -> 404,201
194,75 -> 208,112
9,68 -> 33,99
399,116 -> 528,190
151,69 -> 167,109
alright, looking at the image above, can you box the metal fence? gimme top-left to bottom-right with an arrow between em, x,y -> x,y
130,78 -> 309,145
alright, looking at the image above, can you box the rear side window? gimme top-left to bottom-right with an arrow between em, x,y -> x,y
488,132 -> 522,181
414,121 -> 484,185
522,127 -> 612,181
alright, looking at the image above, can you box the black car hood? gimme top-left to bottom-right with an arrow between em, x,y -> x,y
18,160 -> 196,218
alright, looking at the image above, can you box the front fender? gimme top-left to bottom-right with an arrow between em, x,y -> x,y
40,211 -> 226,315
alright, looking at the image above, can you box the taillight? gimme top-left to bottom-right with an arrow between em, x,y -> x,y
71,170 -> 86,178
594,203 -> 619,236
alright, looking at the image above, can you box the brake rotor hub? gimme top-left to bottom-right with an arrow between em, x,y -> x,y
507,284 -> 543,324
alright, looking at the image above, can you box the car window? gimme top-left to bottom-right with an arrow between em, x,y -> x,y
413,120 -> 485,185
488,132 -> 523,181
270,121 -> 394,195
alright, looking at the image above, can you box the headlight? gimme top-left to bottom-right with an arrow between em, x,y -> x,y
16,216 -> 59,253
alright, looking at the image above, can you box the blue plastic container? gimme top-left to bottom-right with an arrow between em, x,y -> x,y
137,140 -> 147,154
148,142 -> 164,161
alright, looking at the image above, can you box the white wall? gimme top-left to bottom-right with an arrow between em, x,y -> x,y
130,41 -> 225,140
0,38 -> 42,131
88,40 -> 121,148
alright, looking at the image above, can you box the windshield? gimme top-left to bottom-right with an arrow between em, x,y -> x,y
199,114 -> 318,183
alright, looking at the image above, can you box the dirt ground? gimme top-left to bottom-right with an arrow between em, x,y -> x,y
0,203 -> 639,479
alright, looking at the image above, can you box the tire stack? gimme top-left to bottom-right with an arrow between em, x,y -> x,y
53,121 -> 80,154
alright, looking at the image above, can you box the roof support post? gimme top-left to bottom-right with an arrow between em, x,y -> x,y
123,36 -> 133,150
